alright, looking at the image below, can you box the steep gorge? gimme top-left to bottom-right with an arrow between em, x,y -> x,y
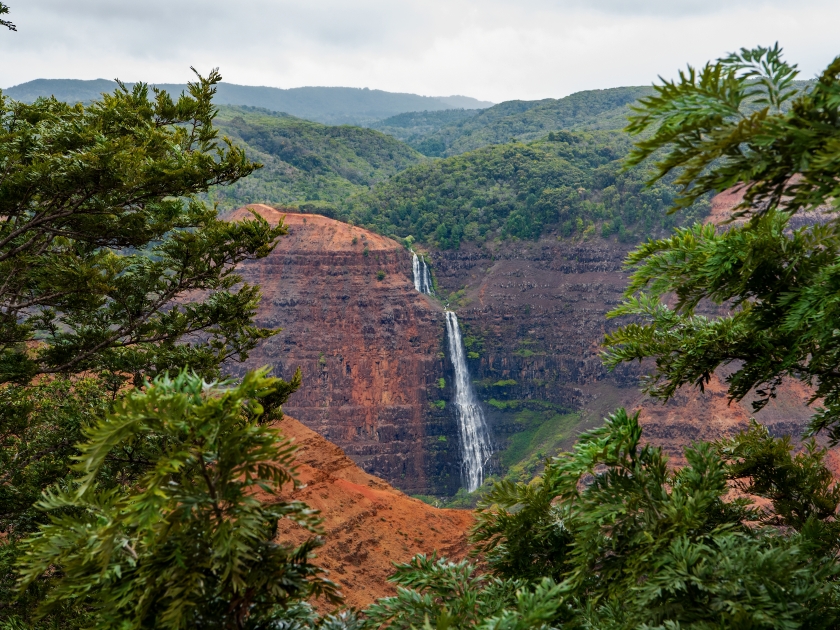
232,196 -> 819,496
230,205 -> 463,495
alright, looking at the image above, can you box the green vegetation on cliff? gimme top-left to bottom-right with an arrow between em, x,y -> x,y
207,106 -> 426,210
339,130 -> 709,249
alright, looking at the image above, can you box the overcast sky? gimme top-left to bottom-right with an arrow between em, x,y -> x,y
2,0 -> 838,103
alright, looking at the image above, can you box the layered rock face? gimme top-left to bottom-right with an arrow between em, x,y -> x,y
229,194 -> 819,496
427,198 -> 817,465
429,237 -> 640,408
229,205 -> 462,495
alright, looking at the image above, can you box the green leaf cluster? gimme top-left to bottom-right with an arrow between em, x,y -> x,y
604,45 -> 840,441
375,410 -> 840,629
14,369 -> 337,630
0,70 -> 284,386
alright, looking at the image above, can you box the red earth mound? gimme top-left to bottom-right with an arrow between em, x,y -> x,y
270,415 -> 473,610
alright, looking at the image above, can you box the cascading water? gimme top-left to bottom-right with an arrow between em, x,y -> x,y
412,251 -> 433,295
445,310 -> 493,491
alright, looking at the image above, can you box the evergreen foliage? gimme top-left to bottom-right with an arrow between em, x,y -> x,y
14,369 -> 335,630
0,1 -> 14,31
0,70 -> 283,386
0,74 -> 319,630
603,45 -> 840,441
375,410 -> 840,629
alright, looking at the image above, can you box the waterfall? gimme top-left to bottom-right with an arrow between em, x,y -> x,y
445,311 -> 493,492
412,252 -> 423,292
411,251 -> 433,295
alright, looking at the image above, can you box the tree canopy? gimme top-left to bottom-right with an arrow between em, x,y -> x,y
368,410 -> 840,629
602,45 -> 840,442
339,131 -> 709,248
0,70 -> 284,387
0,73 -> 313,630
0,2 -> 14,31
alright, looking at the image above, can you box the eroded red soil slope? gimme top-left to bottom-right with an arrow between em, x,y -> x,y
271,415 -> 473,609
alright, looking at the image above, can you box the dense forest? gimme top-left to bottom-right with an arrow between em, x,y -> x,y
208,106 -> 425,210
339,131 -> 710,248
367,108 -> 481,148
403,86 -> 655,156
210,95 -> 709,249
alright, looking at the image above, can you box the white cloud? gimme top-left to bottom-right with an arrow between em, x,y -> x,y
1,0 -> 838,102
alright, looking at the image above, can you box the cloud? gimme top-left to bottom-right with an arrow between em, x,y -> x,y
1,0 -> 838,102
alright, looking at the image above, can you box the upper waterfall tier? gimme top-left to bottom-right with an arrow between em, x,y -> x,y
412,252 -> 433,295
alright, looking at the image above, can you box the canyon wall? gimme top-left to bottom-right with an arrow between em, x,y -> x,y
230,205 -> 462,495
425,192 -> 819,474
231,195 -> 820,496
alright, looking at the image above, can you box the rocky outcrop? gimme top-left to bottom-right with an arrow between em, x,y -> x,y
630,373 -> 817,466
229,205 -> 462,495
272,415 -> 473,609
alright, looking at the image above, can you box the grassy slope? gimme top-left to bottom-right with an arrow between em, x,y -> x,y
209,106 -> 426,211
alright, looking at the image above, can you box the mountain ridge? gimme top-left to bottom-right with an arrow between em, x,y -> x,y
2,78 -> 493,125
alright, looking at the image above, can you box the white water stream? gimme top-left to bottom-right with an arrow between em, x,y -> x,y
445,311 -> 493,491
412,252 -> 433,295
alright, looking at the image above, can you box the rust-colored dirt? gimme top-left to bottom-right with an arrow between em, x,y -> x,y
270,415 -> 473,609
628,372 -> 818,467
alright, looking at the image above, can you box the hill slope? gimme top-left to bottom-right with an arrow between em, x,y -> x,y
2,79 -> 493,125
367,109 -> 482,147
210,106 -> 425,211
273,415 -> 472,609
339,130 -> 709,248
403,86 -> 653,156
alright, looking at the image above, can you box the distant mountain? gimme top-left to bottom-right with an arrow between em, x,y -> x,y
396,86 -> 655,157
208,106 -> 425,210
390,81 -> 822,157
2,79 -> 493,125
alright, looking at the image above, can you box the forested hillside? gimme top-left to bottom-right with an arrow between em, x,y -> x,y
209,106 -> 425,210
399,86 -> 654,156
367,108 -> 480,146
338,130 -> 710,249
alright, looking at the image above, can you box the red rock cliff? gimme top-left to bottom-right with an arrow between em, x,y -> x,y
229,205 -> 462,494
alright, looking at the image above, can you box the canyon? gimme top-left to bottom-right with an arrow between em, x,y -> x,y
231,199 -> 819,496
